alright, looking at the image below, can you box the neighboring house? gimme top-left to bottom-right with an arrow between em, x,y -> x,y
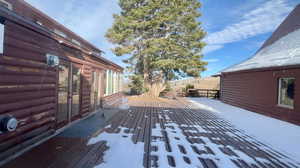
0,0 -> 123,164
220,4 -> 300,125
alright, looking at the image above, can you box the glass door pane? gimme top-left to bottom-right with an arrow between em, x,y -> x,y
58,61 -> 70,126
91,71 -> 100,112
96,72 -> 101,109
71,64 -> 81,118
95,72 -> 100,109
90,71 -> 96,111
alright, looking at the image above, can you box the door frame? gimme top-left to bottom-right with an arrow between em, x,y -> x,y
90,68 -> 103,112
70,63 -> 83,121
56,59 -> 83,128
56,59 -> 72,128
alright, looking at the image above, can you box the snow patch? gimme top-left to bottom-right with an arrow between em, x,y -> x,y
189,98 -> 300,161
87,126 -> 144,168
150,116 -> 242,167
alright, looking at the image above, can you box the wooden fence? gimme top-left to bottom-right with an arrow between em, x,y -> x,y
187,89 -> 220,99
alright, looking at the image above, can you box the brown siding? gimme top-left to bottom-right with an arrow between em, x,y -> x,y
6,0 -> 101,53
0,0 -> 123,163
221,67 -> 300,125
0,20 -> 57,160
4,0 -> 123,71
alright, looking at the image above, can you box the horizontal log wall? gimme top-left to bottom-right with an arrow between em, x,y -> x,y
0,20 -> 57,159
221,68 -> 300,125
0,1 -> 123,163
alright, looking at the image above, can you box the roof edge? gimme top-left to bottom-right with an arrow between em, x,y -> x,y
19,0 -> 124,70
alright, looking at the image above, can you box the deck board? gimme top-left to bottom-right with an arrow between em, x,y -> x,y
2,97 -> 300,168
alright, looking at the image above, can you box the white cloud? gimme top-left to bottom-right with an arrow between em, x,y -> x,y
203,45 -> 224,54
203,58 -> 219,63
204,0 -> 293,53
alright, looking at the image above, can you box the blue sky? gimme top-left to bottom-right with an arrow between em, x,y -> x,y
25,0 -> 300,77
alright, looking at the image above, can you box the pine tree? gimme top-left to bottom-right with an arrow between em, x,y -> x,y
106,0 -> 207,96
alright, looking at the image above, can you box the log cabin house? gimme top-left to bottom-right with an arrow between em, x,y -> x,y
0,0 -> 123,164
220,4 -> 300,125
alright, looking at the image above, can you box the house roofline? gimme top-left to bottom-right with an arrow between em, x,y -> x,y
17,1 -> 124,71
221,64 -> 300,75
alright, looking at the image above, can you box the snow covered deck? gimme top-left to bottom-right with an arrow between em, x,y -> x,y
3,97 -> 300,168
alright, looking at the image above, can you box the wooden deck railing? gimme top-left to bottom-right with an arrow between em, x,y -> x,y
187,89 -> 220,99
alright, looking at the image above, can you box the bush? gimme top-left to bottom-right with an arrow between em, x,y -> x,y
182,84 -> 194,94
128,75 -> 147,95
186,84 -> 194,90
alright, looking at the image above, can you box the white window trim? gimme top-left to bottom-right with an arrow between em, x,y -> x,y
277,77 -> 295,109
0,0 -> 12,10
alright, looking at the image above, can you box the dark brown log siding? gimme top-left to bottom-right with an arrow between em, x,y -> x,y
0,0 -> 123,163
221,67 -> 300,125
0,20 -> 57,159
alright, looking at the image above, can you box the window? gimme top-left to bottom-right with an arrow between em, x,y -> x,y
0,0 -> 12,10
278,78 -> 295,109
110,70 -> 113,94
0,23 -> 4,54
71,39 -> 81,46
113,72 -> 117,94
119,73 -> 123,92
54,29 -> 67,38
105,70 -> 123,95
105,70 -> 113,95
105,70 -> 109,95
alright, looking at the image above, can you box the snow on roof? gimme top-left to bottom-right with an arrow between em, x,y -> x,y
223,29 -> 300,73
223,4 -> 300,73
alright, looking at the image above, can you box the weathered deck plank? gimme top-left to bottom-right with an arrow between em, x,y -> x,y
2,96 -> 300,168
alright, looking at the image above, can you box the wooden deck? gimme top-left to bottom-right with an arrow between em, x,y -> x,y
3,97 -> 300,168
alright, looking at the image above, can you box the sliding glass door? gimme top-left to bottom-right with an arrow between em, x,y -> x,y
91,70 -> 101,112
71,64 -> 81,120
57,61 -> 70,128
57,60 -> 82,127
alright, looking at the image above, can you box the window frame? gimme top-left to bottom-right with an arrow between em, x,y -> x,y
277,77 -> 295,109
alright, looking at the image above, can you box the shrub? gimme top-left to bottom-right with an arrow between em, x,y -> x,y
182,84 -> 194,95
128,75 -> 147,95
186,84 -> 194,90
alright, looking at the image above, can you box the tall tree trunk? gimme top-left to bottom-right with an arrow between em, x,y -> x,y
144,81 -> 165,97
143,72 -> 165,97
